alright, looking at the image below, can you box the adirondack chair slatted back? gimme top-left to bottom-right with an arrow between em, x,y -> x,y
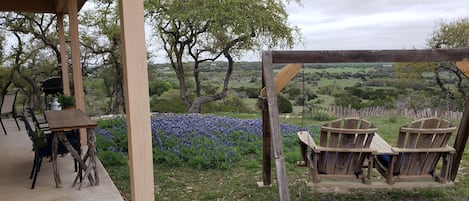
394,117 -> 456,176
318,117 -> 377,175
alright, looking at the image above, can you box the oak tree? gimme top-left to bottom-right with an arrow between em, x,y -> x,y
145,0 -> 301,112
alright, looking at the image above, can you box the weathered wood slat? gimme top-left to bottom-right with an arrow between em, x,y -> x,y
270,48 -> 469,63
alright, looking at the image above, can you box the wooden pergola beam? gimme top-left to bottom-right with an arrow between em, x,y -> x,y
271,48 -> 469,63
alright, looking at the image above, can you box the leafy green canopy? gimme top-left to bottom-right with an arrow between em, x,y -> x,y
428,17 -> 469,48
145,0 -> 301,112
145,0 -> 300,54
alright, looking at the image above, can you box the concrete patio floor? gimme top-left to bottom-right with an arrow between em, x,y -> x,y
0,117 -> 124,201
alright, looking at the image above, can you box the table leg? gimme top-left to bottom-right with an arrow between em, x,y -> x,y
57,132 -> 95,187
52,133 -> 62,188
80,128 -> 99,186
88,128 -> 99,185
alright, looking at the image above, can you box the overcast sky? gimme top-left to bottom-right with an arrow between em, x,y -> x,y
285,0 -> 469,51
148,1 -> 469,63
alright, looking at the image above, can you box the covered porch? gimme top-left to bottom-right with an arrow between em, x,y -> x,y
0,0 -> 154,200
0,118 -> 123,201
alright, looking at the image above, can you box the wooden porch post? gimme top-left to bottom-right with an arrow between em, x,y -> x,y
57,13 -> 70,96
68,0 -> 87,144
119,0 -> 155,200
68,0 -> 85,111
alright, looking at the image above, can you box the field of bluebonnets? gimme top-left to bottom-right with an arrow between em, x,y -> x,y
94,113 -> 469,201
95,113 -> 316,169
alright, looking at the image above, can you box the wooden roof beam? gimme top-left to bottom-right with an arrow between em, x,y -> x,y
0,0 -> 87,13
55,0 -> 67,13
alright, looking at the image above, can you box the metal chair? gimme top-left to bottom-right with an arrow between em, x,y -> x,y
19,113 -> 81,189
1,89 -> 21,135
25,107 -> 50,132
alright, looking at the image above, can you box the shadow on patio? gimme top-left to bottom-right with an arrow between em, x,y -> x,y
0,117 -> 124,201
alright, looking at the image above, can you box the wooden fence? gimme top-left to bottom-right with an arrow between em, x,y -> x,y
324,105 -> 463,121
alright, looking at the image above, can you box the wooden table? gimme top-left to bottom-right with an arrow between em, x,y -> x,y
44,109 -> 99,188
370,133 -> 395,155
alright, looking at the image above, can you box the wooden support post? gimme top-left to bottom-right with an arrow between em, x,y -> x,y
259,59 -> 272,187
262,51 -> 290,201
258,97 -> 272,187
450,96 -> 469,181
68,0 -> 87,144
68,0 -> 84,111
57,13 -> 70,96
119,0 -> 155,200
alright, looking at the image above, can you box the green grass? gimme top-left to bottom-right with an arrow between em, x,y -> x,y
107,157 -> 469,201
317,79 -> 358,88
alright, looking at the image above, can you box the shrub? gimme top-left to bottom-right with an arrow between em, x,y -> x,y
150,89 -> 188,113
277,94 -> 293,113
58,95 -> 75,108
149,80 -> 177,96
202,95 -> 252,113
334,93 -> 363,109
309,109 -> 335,121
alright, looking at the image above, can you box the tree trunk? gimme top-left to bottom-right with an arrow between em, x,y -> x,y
188,52 -> 235,113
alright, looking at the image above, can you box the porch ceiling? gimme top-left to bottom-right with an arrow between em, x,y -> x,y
0,0 -> 87,14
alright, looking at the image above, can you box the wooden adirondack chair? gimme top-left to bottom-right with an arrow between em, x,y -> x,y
374,117 -> 457,184
297,117 -> 377,184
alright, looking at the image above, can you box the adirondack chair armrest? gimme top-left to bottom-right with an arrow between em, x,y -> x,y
321,126 -> 378,134
297,131 -> 318,151
313,147 -> 376,153
391,146 -> 456,153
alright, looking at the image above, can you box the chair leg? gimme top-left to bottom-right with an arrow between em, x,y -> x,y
31,157 -> 43,189
74,159 -> 78,172
13,115 -> 21,131
30,155 -> 39,179
0,118 -> 7,135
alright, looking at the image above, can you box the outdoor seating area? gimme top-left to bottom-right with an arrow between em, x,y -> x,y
0,117 -> 123,201
297,117 -> 458,187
